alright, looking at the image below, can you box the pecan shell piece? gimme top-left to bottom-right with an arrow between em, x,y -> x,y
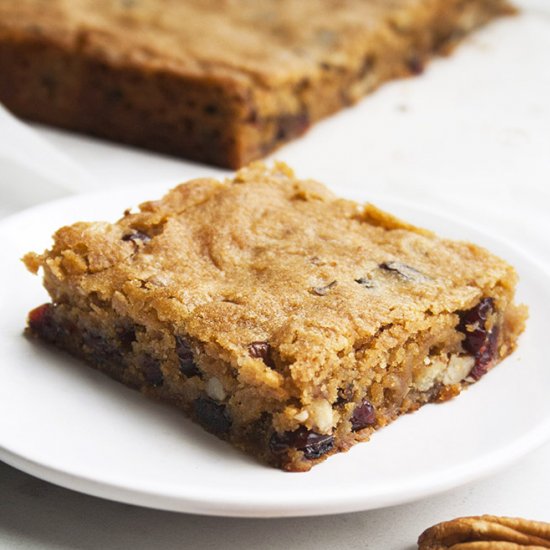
418,515 -> 550,549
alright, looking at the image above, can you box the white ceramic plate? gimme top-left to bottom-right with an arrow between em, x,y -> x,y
1,186 -> 549,518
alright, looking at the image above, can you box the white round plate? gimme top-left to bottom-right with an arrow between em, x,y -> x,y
1,186 -> 548,518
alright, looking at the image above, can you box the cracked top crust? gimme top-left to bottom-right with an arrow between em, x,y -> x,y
25,163 -> 518,403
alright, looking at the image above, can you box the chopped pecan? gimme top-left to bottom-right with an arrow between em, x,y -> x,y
311,280 -> 337,296
418,515 -> 550,549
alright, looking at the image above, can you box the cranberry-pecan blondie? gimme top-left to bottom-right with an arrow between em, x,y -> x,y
0,0 -> 514,168
24,163 -> 527,471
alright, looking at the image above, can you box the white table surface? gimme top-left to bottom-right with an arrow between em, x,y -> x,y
1,1 -> 550,547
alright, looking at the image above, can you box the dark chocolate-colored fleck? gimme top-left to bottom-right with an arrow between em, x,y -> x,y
245,107 -> 258,124
350,398 -> 377,431
117,325 -> 135,351
105,88 -> 123,103
194,397 -> 231,435
311,280 -> 338,296
40,74 -> 57,96
270,427 -> 334,460
354,277 -> 375,288
122,231 -> 151,244
82,329 -> 123,365
336,385 -> 354,405
275,112 -> 309,142
204,104 -> 218,115
407,55 -> 424,75
176,335 -> 201,378
379,262 -> 428,282
358,55 -> 375,79
141,355 -> 163,387
248,341 -> 275,369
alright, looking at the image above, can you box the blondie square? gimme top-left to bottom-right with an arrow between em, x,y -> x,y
0,0 -> 514,167
24,163 -> 527,471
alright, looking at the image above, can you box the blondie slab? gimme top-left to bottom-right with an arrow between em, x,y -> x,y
24,163 -> 527,471
0,0 -> 514,168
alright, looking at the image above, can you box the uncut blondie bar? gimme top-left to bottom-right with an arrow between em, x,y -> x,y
0,0 -> 514,168
24,164 -> 527,471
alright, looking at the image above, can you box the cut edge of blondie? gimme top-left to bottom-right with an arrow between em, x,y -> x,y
24,294 -> 527,471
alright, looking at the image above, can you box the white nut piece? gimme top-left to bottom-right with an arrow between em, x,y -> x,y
294,409 -> 309,422
442,355 -> 475,385
413,357 -> 447,392
310,398 -> 334,433
206,377 -> 226,401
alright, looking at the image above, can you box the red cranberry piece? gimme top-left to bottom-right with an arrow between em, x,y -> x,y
28,303 -> 59,341
248,341 -> 275,369
270,427 -> 334,460
28,303 -> 51,328
350,398 -> 377,431
457,298 -> 499,379
458,298 -> 494,355
141,355 -> 163,387
469,327 -> 499,381
176,336 -> 201,378
194,397 -> 231,435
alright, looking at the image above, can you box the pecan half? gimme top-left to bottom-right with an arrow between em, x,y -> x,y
418,516 -> 550,549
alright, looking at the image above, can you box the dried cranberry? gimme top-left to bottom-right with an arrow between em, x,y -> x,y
122,231 -> 151,244
194,397 -> 231,435
269,427 -> 334,460
350,399 -> 377,431
457,298 -> 499,380
469,327 -> 499,381
141,355 -> 163,387
27,303 -> 59,341
457,298 -> 494,355
248,341 -> 275,369
176,336 -> 200,378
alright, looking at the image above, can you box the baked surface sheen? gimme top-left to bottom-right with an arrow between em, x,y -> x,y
0,0 -> 514,166
24,163 -> 527,471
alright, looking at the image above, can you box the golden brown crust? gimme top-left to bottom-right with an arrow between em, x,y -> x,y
418,516 -> 550,549
0,0 -> 515,167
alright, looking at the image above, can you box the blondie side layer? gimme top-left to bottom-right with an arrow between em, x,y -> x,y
0,0 -> 514,168
24,164 -> 527,471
